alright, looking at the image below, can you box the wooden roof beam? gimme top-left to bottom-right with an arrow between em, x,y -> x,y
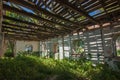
3,0 -> 79,28
3,4 -> 72,31
2,24 -> 59,37
2,21 -> 62,35
4,32 -> 47,39
2,26 -> 57,39
3,15 -> 66,34
55,0 -> 99,24
5,34 -> 42,41
2,24 -> 54,36
2,21 -> 52,34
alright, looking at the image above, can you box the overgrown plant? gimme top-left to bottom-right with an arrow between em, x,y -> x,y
0,55 -> 120,80
4,40 -> 15,57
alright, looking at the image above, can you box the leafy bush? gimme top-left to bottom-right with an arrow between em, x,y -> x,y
4,52 -> 14,57
0,55 -> 120,80
17,51 -> 40,57
31,51 -> 40,57
117,50 -> 120,56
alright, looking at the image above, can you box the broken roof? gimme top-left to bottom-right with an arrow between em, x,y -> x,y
1,0 -> 120,41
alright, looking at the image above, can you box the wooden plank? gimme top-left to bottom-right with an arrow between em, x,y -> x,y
69,34 -> 72,59
3,29 -> 57,39
84,1 -> 100,11
0,0 -> 2,32
0,0 -> 4,56
3,4 -> 73,31
3,30 -> 57,40
62,36 -> 65,58
4,0 -> 79,27
3,15 -> 67,34
2,21 -> 57,35
55,0 -> 99,24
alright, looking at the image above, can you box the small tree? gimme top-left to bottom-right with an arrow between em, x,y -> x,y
4,39 -> 15,57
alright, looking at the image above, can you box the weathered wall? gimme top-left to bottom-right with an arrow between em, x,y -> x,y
43,22 -> 120,62
79,23 -> 120,63
15,41 -> 39,53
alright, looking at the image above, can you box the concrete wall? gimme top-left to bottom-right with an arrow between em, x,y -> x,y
15,41 -> 39,53
43,22 -> 120,62
81,23 -> 120,63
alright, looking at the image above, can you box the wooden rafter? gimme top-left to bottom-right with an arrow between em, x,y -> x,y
1,0 -> 120,41
3,16 -> 69,35
3,4 -> 73,31
54,0 -> 99,24
3,26 -> 58,39
2,21 -> 52,35
4,0 -> 80,27
3,15 -> 60,32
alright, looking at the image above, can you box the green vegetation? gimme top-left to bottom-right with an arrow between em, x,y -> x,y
0,55 -> 120,80
4,40 -> 15,57
73,39 -> 84,54
6,11 -> 38,24
17,51 -> 40,57
4,52 -> 14,57
117,50 -> 120,56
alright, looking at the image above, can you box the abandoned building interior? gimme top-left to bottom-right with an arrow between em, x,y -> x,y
0,0 -> 120,80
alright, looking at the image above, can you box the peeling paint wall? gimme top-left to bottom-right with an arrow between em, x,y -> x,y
15,41 -> 39,53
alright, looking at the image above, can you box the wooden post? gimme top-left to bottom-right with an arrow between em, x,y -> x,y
38,41 -> 41,57
41,41 -> 44,57
40,41 -> 43,57
0,0 -> 3,56
110,23 -> 116,57
46,41 -> 48,58
0,0 -> 2,32
100,25 -> 105,62
94,25 -> 100,63
62,36 -> 65,59
0,33 -> 4,56
86,32 -> 91,60
43,41 -> 46,57
77,31 -> 80,40
48,40 -> 51,58
56,38 -> 59,59
58,37 -> 61,60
